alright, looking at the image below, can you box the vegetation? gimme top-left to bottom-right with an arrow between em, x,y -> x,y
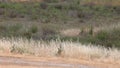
0,1 -> 119,22
0,38 -> 120,60
0,0 -> 120,49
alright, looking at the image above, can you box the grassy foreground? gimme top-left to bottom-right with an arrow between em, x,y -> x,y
0,0 -> 120,59
0,38 -> 120,61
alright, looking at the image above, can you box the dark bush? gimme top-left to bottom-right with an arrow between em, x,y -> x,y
40,2 -> 48,9
29,25 -> 38,34
94,29 -> 120,48
40,25 -> 58,40
23,31 -> 32,39
0,8 -> 4,15
7,10 -> 18,18
0,25 -> 7,32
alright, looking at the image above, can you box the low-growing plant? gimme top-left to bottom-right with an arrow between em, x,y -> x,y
40,24 -> 58,40
22,31 -> 32,39
40,2 -> 48,9
29,25 -> 38,34
93,28 -> 120,48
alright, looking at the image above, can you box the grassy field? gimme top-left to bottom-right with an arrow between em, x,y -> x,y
1,0 -> 120,6
0,0 -> 120,48
0,38 -> 120,61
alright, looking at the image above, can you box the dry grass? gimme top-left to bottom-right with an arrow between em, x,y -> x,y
0,38 -> 120,62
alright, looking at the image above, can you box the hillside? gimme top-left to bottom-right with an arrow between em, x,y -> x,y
0,0 -> 120,48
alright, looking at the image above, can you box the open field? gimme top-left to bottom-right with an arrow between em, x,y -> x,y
0,0 -> 120,68
0,1 -> 120,48
1,0 -> 120,6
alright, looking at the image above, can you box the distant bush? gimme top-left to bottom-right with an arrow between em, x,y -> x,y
59,27 -> 120,48
0,24 -> 22,37
95,29 -> 120,48
22,31 -> 32,39
40,24 -> 58,40
29,25 -> 38,34
0,24 -> 39,39
40,2 -> 48,9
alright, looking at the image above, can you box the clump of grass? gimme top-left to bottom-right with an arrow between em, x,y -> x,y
10,44 -> 28,54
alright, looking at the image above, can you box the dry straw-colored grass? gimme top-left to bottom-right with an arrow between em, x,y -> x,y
0,38 -> 120,62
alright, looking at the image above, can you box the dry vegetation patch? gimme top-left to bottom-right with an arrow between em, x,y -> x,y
0,38 -> 120,63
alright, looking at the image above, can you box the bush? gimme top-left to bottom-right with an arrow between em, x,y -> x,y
94,29 -> 120,48
40,24 -> 58,40
0,24 -> 38,39
40,2 -> 48,9
0,24 -> 22,37
29,25 -> 38,34
0,25 -> 7,32
22,31 -> 32,39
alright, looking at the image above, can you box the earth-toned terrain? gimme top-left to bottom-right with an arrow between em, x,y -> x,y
0,53 -> 120,68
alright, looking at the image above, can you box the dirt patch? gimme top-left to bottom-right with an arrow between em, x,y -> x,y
60,29 -> 81,37
0,53 -> 120,68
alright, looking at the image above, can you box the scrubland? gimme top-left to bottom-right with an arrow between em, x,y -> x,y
0,0 -> 120,62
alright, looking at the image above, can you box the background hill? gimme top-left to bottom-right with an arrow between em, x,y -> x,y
0,0 -> 120,48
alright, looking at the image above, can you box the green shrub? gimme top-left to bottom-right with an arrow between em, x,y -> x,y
29,25 -> 38,34
0,24 -> 23,37
96,31 -> 108,41
0,24 -> 38,39
94,29 -> 120,48
40,24 -> 58,40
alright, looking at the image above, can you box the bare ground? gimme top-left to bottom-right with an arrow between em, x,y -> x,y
0,53 -> 120,68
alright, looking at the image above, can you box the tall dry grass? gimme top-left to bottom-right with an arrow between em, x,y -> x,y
0,38 -> 120,62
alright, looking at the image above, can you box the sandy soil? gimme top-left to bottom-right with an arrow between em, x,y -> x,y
0,53 -> 120,68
